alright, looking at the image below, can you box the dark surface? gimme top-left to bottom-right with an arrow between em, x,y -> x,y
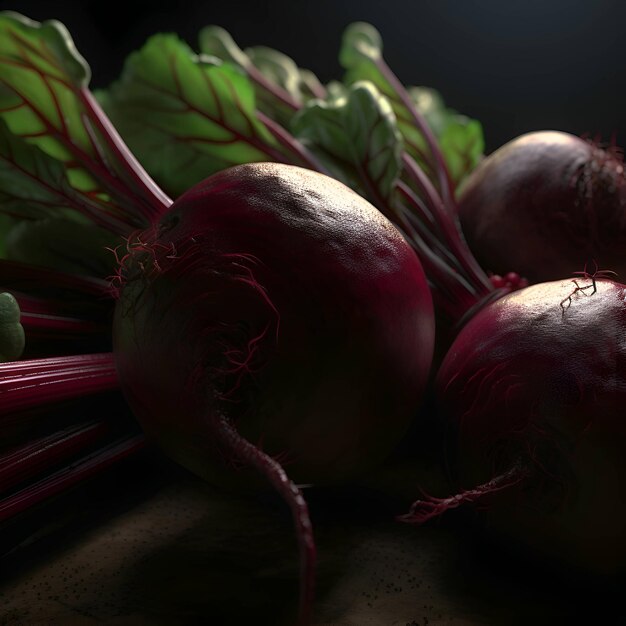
3,0 -> 626,152
0,452 -> 624,625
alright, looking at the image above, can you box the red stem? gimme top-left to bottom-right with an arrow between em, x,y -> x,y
20,311 -> 107,339
19,310 -> 107,339
243,62 -> 302,112
0,420 -> 116,492
0,434 -> 146,523
0,353 -> 118,416
79,89 -> 173,224
402,154 -> 493,295
374,57 -> 456,211
396,184 -> 463,269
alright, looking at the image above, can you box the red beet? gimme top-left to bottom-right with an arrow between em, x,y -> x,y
418,278 -> 626,575
112,162 -> 434,622
457,131 -> 626,283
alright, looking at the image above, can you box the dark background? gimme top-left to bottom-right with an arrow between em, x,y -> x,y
3,0 -> 626,152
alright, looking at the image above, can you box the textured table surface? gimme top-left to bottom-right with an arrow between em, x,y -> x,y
0,454 -> 622,625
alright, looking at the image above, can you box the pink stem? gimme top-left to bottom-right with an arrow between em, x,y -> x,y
20,310 -> 107,338
243,63 -> 301,112
0,434 -> 146,523
0,353 -> 118,416
0,420 -> 115,492
374,57 -> 455,210
402,154 -> 493,296
79,89 -> 173,223
11,290 -> 109,353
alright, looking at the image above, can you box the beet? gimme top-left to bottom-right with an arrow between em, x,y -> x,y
429,278 -> 626,575
457,131 -> 626,283
112,162 -> 434,621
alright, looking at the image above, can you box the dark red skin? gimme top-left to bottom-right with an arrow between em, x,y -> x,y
112,162 -> 434,489
437,279 -> 626,575
458,131 -> 626,283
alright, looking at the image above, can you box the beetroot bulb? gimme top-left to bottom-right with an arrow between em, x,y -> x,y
457,131 -> 626,283
112,162 -> 434,623
400,277 -> 626,575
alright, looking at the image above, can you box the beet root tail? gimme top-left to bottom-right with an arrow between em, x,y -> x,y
213,412 -> 316,626
397,463 -> 529,525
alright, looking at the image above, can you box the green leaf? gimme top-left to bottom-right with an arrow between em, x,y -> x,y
407,87 -> 449,135
340,22 -> 484,186
408,87 -> 484,185
99,33 -> 284,198
5,217 -> 119,278
196,26 -> 249,68
0,12 -> 163,231
0,122 -> 123,273
291,81 -> 402,202
439,119 -> 484,187
338,21 -> 383,68
339,23 -> 433,171
244,45 -> 306,126
298,69 -> 326,102
0,13 -> 94,215
199,26 -> 325,127
0,118 -> 101,222
0,291 -> 25,362
324,81 -> 348,102
246,46 -> 302,100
